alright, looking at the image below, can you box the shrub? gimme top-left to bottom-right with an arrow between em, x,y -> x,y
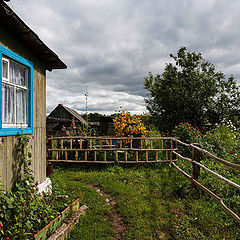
0,136 -> 61,239
172,122 -> 203,143
200,122 -> 240,162
113,110 -> 148,138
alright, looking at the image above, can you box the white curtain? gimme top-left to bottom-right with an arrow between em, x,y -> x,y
2,83 -> 15,124
16,88 -> 27,124
9,60 -> 27,86
2,60 -> 8,79
2,59 -> 28,125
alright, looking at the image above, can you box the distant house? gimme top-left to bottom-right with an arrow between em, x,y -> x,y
47,104 -> 88,137
99,116 -> 115,136
0,2 -> 66,191
88,121 -> 100,135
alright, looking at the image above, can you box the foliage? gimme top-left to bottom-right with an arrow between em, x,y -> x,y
145,127 -> 162,138
0,135 -> 64,239
170,119 -> 240,221
81,112 -> 103,123
172,122 -> 203,144
200,121 -> 240,162
0,138 -> 4,149
171,120 -> 239,161
113,109 -> 148,138
144,47 -> 240,131
140,112 -> 155,130
62,118 -> 95,136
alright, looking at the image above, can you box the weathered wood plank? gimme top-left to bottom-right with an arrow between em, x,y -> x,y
0,30 -> 47,190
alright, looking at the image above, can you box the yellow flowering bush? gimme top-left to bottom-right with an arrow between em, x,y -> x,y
113,110 -> 148,138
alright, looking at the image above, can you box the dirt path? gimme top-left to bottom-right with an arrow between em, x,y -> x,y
87,184 -> 126,239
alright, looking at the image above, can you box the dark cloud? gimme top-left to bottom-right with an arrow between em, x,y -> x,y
8,0 -> 240,114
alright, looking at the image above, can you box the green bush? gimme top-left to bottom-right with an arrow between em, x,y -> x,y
172,121 -> 240,219
0,136 -> 65,240
200,122 -> 240,162
172,122 -> 203,143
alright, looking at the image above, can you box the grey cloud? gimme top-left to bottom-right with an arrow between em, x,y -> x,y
85,62 -> 120,75
9,0 -> 240,115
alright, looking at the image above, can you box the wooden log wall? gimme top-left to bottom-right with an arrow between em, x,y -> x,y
0,25 -> 47,190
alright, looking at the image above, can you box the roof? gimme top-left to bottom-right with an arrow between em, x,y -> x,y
89,122 -> 100,126
0,1 -> 67,71
47,104 -> 88,126
62,105 -> 88,126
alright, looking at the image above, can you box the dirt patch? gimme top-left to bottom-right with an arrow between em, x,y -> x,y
87,183 -> 126,239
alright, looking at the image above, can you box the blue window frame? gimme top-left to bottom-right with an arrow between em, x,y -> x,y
0,45 -> 33,136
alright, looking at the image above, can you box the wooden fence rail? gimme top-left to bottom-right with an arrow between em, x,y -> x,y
174,139 -> 240,224
47,136 -> 178,163
172,161 -> 240,223
176,139 -> 240,169
47,136 -> 240,223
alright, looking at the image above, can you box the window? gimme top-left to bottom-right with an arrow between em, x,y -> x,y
0,45 -> 33,136
2,57 -> 28,127
107,122 -> 115,136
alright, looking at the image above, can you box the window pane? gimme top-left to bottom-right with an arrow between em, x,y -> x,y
2,83 -> 15,124
9,60 -> 28,86
16,88 -> 27,124
9,61 -> 16,84
2,59 -> 8,79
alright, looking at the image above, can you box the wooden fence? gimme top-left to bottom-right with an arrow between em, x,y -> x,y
172,139 -> 240,224
47,136 -> 240,223
47,136 -> 177,163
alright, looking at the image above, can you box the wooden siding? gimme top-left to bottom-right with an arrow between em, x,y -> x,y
0,25 -> 46,190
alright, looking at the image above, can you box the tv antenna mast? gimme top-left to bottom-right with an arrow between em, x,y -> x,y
85,85 -> 89,128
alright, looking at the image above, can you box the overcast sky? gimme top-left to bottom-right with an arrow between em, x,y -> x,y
7,0 -> 240,115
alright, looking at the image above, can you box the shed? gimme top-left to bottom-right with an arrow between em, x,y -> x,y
0,1 -> 66,191
99,116 -> 115,136
47,104 -> 88,137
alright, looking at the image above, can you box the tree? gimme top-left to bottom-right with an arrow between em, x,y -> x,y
144,47 -> 240,131
81,112 -> 103,122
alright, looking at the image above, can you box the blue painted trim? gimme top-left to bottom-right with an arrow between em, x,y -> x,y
0,45 -> 34,136
0,45 -> 33,68
28,62 -> 34,134
0,127 -> 33,136
0,51 -> 2,130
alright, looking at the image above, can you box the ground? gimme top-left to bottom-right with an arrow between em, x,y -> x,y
52,163 -> 240,240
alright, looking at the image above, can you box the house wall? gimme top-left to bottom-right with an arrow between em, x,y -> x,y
0,25 -> 47,190
99,117 -> 114,136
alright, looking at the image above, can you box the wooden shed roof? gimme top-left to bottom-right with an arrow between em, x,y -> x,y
0,0 -> 67,71
47,104 -> 88,126
61,105 -> 88,126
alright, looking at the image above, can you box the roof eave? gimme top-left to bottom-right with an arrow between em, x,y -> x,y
0,1 -> 67,70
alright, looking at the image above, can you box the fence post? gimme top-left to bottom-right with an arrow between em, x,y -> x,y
174,138 -> 178,162
47,135 -> 53,160
47,135 -> 54,177
171,138 -> 177,163
170,138 -> 173,163
192,143 -> 201,181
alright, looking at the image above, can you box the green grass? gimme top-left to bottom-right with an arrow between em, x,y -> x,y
51,163 -> 240,240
